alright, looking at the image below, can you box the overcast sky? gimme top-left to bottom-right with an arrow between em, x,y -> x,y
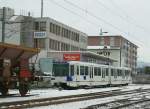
1,0 -> 150,62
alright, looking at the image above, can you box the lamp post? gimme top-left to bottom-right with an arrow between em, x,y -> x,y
99,28 -> 108,35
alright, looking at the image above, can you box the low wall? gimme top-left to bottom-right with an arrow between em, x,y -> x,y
132,74 -> 150,84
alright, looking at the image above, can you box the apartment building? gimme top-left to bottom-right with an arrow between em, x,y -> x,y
88,35 -> 138,74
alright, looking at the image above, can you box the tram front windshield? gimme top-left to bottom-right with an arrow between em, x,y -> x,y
53,63 -> 69,76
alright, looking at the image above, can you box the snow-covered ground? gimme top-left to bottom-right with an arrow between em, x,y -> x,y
1,84 -> 150,109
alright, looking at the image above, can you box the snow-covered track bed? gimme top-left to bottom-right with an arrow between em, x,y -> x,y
82,90 -> 150,109
1,88 -> 150,109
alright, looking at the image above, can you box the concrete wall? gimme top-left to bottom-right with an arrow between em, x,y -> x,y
132,75 -> 150,84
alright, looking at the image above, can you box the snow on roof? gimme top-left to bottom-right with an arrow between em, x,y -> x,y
9,15 -> 18,21
87,46 -> 110,49
87,46 -> 120,50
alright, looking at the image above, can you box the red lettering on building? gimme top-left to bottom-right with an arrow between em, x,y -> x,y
63,54 -> 80,61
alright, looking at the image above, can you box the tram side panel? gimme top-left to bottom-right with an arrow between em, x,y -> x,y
110,67 -> 131,86
67,64 -> 109,87
67,64 -> 94,87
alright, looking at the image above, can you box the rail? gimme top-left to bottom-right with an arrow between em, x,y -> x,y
0,88 -> 150,109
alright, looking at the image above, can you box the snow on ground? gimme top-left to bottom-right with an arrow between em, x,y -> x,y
30,89 -> 147,109
30,95 -> 125,109
1,84 -> 150,108
120,84 -> 150,91
29,84 -> 150,109
0,86 -> 121,103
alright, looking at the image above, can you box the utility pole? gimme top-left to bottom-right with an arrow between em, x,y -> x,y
2,7 -> 6,43
41,0 -> 43,18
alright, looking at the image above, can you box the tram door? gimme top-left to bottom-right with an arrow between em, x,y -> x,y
74,64 -> 80,81
89,66 -> 94,85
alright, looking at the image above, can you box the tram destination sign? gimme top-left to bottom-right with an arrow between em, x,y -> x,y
63,54 -> 80,61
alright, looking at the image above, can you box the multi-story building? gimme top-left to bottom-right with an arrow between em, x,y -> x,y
33,17 -> 87,51
32,17 -> 88,71
88,35 -> 138,74
0,7 -> 87,50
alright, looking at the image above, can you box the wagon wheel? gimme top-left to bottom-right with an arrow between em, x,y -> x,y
0,82 -> 8,96
19,84 -> 28,96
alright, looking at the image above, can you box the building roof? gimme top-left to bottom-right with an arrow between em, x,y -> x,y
88,35 -> 138,48
35,17 -> 87,36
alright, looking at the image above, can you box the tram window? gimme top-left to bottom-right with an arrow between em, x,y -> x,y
77,66 -> 79,75
80,66 -> 84,75
62,68 -> 67,76
60,67 -> 68,76
117,69 -> 119,76
70,65 -> 74,76
117,69 -> 121,76
98,68 -> 101,76
125,70 -> 129,78
94,67 -> 98,76
120,70 -> 123,76
106,68 -> 108,76
102,69 -> 105,78
53,63 -> 69,76
111,69 -> 114,76
120,70 -> 122,76
91,67 -> 94,78
122,70 -> 125,78
125,70 -> 129,76
125,70 -> 127,76
85,66 -> 88,75
114,69 -> 117,78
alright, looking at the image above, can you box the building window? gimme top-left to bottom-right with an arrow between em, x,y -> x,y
50,23 -> 53,33
34,21 -> 46,31
61,42 -> 70,51
71,32 -> 79,42
34,22 -> 39,31
49,39 -> 60,50
34,39 -> 45,48
40,22 -> 46,31
50,22 -> 61,36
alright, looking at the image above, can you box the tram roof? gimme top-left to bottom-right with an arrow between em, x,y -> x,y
0,42 -> 40,60
68,61 -> 131,70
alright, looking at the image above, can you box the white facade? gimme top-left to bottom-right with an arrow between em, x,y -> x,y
87,46 -> 121,67
34,17 -> 87,51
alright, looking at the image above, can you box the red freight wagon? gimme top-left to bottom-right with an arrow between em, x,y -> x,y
0,43 -> 39,96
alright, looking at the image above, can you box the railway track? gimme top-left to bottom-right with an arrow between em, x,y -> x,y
82,90 -> 150,109
0,88 -> 150,109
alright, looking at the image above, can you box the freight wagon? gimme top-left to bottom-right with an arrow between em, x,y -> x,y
0,43 -> 39,96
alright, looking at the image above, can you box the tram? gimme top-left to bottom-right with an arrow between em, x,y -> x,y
52,61 -> 131,88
